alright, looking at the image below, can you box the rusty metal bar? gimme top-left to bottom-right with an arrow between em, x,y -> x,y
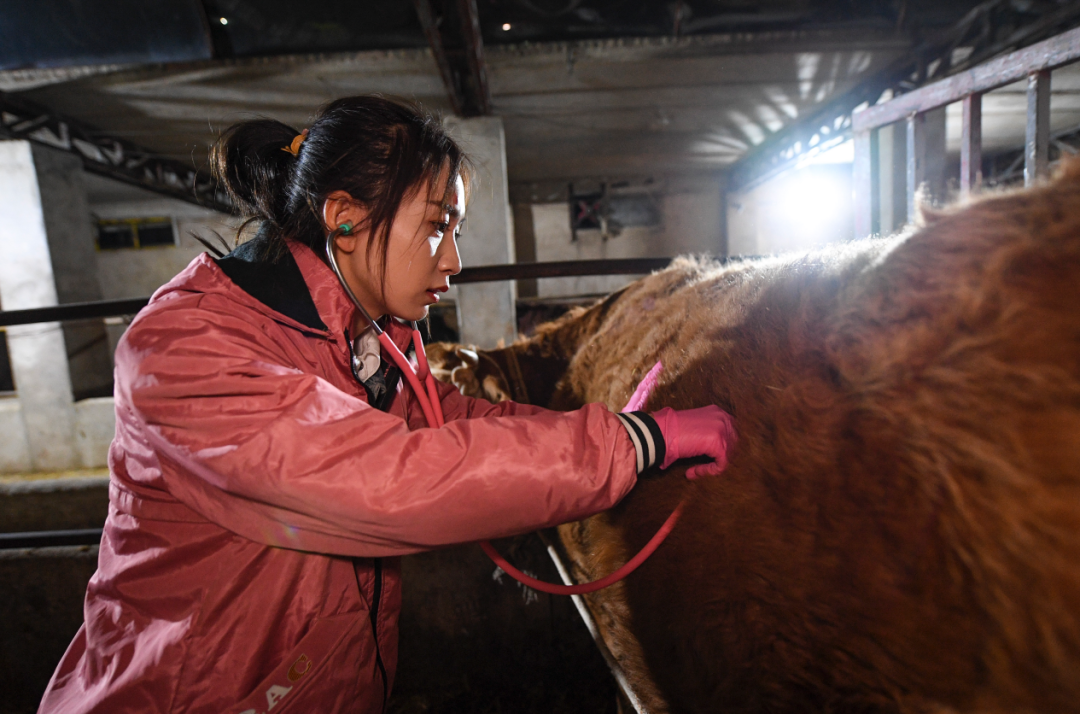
854,25 -> 1080,133
906,113 -> 927,221
545,544 -> 647,714
853,130 -> 874,238
455,258 -> 673,284
1025,70 -> 1052,185
0,528 -> 102,549
0,258 -> 677,327
960,93 -> 983,198
0,297 -> 149,327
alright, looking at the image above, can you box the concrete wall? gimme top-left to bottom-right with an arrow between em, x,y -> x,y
0,399 -> 31,474
0,398 -> 114,474
532,187 -> 724,299
31,146 -> 113,402
73,398 -> 115,470
91,196 -> 239,301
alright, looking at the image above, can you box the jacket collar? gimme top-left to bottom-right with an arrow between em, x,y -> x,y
214,232 -> 415,353
215,232 -> 356,336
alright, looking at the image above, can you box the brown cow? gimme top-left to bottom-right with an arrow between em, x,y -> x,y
429,161 -> 1080,714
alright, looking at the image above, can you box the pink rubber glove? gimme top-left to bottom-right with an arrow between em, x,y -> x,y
652,406 -> 737,480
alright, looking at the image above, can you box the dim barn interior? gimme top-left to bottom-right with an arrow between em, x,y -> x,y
2,2 -> 1080,713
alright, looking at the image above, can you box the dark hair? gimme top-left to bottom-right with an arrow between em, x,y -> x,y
211,95 -> 471,284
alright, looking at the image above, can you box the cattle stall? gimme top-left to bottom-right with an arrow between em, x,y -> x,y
853,25 -> 1080,236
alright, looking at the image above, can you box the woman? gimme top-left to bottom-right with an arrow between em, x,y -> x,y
39,96 -> 734,713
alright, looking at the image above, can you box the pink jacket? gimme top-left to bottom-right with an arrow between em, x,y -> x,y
39,237 -> 638,713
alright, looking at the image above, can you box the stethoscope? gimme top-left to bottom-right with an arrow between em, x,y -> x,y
325,230 -> 681,596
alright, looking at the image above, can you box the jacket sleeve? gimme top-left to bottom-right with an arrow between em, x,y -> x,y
433,377 -> 553,420
116,298 -> 638,558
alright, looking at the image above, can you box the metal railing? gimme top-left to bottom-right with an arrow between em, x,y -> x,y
0,257 -> 674,327
852,25 -> 1080,238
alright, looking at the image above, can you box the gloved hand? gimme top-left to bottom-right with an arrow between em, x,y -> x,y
652,406 -> 737,480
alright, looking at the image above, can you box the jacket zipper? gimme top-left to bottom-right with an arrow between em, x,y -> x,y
369,558 -> 389,712
345,328 -> 389,710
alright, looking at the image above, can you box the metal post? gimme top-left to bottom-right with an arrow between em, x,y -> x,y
960,93 -> 983,198
906,112 -> 926,223
853,130 -> 874,238
1025,69 -> 1051,186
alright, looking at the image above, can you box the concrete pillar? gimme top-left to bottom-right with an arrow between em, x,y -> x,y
444,116 -> 517,348
33,145 -> 112,401
0,141 -> 98,470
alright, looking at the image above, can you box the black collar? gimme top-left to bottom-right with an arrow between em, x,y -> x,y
215,232 -> 327,331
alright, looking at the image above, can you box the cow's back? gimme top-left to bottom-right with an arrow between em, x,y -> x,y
553,167 -> 1080,713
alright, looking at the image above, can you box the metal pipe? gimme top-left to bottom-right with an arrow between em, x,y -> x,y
0,528 -> 102,549
853,25 -> 1080,133
0,258 -> 677,327
906,112 -> 926,222
853,130 -> 874,239
545,545 -> 649,714
1025,69 -> 1051,186
961,93 -> 983,198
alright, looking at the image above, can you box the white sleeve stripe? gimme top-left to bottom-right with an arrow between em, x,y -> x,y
623,412 -> 657,468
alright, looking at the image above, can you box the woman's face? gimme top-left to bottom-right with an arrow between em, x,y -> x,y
326,174 -> 465,328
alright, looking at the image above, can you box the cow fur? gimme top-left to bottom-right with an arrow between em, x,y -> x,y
427,161 -> 1080,714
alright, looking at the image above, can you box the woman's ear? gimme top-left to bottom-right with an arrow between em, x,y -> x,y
322,191 -> 367,253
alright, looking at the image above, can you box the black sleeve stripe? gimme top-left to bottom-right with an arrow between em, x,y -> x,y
622,412 -> 655,466
615,411 -> 666,474
636,411 -> 666,468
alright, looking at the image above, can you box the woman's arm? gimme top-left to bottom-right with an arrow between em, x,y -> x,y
433,377 -> 552,420
117,298 -> 637,559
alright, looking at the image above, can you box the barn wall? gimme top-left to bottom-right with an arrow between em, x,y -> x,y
91,198 -> 238,302
531,185 -> 725,299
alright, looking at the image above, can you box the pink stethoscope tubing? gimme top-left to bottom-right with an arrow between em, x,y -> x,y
325,234 -> 683,595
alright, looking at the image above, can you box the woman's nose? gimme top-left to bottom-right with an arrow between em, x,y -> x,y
440,234 -> 462,275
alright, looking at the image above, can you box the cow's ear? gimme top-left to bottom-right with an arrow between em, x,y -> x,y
455,347 -> 480,368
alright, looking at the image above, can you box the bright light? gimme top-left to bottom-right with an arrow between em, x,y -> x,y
501,23 -> 511,31
219,17 -> 228,25
757,166 -> 852,251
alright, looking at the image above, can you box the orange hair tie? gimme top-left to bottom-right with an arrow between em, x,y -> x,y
282,129 -> 308,157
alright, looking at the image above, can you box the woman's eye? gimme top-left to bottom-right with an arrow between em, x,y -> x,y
433,221 -> 449,234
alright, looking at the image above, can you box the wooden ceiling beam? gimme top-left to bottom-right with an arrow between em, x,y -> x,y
414,0 -> 491,117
